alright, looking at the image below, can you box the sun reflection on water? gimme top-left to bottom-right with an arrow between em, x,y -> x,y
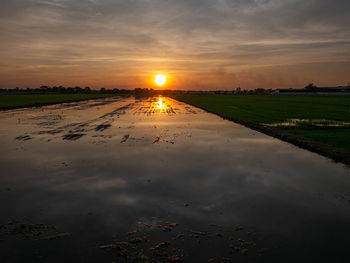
157,98 -> 165,110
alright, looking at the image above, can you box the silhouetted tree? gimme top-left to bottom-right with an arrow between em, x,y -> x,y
84,87 -> 91,93
304,83 -> 317,91
74,86 -> 83,93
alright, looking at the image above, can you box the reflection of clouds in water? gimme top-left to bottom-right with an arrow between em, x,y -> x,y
111,194 -> 137,206
235,137 -> 277,144
1,97 -> 350,261
53,176 -> 128,192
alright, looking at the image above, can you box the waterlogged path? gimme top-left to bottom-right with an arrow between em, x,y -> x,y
0,96 -> 349,262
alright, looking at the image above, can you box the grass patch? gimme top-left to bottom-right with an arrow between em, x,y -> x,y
173,95 -> 350,124
0,94 -> 118,110
173,95 -> 350,161
286,128 -> 350,151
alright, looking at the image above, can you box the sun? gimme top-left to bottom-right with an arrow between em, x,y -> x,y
155,74 -> 167,86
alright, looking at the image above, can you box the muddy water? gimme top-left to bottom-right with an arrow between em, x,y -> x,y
0,96 -> 349,262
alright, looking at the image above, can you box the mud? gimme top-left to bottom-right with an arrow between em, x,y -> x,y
15,135 -> 32,141
95,124 -> 112,132
120,134 -> 130,143
152,136 -> 161,144
99,218 -> 265,262
62,133 -> 86,140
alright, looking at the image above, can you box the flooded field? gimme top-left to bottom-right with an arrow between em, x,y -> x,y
0,96 -> 350,262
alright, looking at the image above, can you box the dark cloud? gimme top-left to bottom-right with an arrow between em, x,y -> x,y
0,0 -> 349,89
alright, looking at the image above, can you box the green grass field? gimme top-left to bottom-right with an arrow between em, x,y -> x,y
174,95 -> 350,152
287,128 -> 350,152
0,94 -> 118,110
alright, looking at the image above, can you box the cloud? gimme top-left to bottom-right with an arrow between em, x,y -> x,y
0,0 -> 349,89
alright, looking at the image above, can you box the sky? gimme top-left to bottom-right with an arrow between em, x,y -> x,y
0,0 -> 349,90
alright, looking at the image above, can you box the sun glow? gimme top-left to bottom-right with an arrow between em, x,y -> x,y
155,74 -> 167,86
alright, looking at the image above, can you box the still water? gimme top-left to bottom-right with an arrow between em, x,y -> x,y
0,96 -> 349,262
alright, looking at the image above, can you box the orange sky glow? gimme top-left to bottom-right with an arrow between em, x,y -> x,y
0,0 -> 349,90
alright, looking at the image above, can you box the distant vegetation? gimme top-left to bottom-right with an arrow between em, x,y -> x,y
173,94 -> 350,164
0,86 -> 126,95
0,94 -> 118,110
1,83 -> 350,96
0,86 -> 182,97
304,83 -> 318,91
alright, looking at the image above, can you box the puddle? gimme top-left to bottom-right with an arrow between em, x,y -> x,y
266,118 -> 350,127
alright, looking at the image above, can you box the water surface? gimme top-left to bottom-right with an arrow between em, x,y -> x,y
0,96 -> 349,262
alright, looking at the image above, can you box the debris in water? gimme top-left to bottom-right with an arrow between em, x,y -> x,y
175,233 -> 184,239
150,241 -> 170,251
15,135 -> 32,141
41,232 -> 70,240
0,220 -> 66,240
95,124 -> 112,132
128,237 -> 143,244
62,133 -> 86,140
99,217 -> 265,262
168,254 -> 184,262
163,226 -> 171,232
99,244 -> 118,249
127,230 -> 138,235
152,136 -> 161,144
120,134 -> 129,143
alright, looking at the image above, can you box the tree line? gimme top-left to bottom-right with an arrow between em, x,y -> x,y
0,86 -> 131,94
0,86 -> 182,96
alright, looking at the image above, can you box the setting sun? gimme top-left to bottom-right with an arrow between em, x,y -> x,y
155,74 -> 167,86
